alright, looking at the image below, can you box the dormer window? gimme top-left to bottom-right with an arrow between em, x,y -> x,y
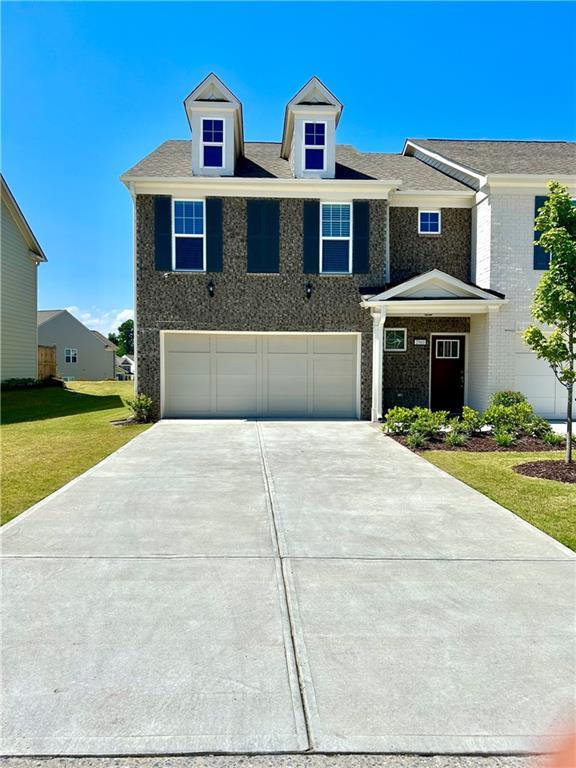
304,122 -> 326,171
201,118 -> 224,168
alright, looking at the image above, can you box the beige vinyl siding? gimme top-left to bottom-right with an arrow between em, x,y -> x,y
1,200 -> 38,380
38,311 -> 116,380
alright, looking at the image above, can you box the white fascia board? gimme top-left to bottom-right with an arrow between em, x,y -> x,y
368,269 -> 500,302
361,298 -> 508,315
120,176 -> 400,200
389,190 -> 474,208
404,141 -> 487,185
486,173 -> 576,190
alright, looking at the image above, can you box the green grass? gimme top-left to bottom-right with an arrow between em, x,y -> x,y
424,450 -> 576,551
1,380 -> 150,525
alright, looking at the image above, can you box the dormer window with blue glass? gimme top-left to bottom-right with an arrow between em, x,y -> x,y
201,118 -> 224,168
418,209 -> 441,234
304,122 -> 326,171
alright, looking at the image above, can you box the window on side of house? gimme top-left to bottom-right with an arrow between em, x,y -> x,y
201,118 -> 224,168
304,122 -> 326,171
320,202 -> 352,274
173,200 -> 205,271
384,329 -> 407,352
419,209 -> 441,234
65,348 -> 78,363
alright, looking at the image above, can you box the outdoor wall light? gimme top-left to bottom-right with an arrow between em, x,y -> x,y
306,282 -> 313,300
207,280 -> 215,298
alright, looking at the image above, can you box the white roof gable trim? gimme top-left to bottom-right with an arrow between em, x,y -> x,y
183,73 -> 244,155
362,270 -> 507,316
281,76 -> 343,159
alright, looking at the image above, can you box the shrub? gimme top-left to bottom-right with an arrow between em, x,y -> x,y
483,402 -> 535,436
542,431 -> 566,447
1,377 -> 64,391
489,391 -> 528,407
493,429 -> 516,447
382,406 -> 418,435
126,393 -> 154,422
445,429 -> 466,448
406,429 -> 428,449
529,416 -> 552,438
411,407 -> 450,439
460,406 -> 485,435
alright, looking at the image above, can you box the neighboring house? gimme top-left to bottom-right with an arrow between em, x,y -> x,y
116,354 -> 134,380
1,176 -> 47,381
37,310 -> 117,381
121,73 -> 576,420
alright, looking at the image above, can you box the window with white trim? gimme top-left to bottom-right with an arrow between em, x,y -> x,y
65,348 -> 78,363
320,202 -> 352,274
201,118 -> 224,168
304,122 -> 326,171
419,209 -> 441,234
435,339 -> 460,358
384,329 -> 407,352
173,200 -> 205,271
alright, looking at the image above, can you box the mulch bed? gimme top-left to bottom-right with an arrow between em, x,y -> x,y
391,434 -> 564,453
513,460 -> 576,483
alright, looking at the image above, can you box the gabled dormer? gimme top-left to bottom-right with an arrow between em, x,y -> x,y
280,77 -> 343,179
184,73 -> 244,177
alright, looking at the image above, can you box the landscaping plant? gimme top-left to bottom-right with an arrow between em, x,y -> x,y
381,406 -> 418,435
460,405 -> 485,435
126,393 -> 154,422
523,181 -> 576,463
493,429 -> 516,448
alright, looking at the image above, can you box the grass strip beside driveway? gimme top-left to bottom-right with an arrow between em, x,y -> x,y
425,450 -> 576,551
1,381 -> 150,525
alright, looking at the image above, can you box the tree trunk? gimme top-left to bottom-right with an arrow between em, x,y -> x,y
567,382 -> 573,464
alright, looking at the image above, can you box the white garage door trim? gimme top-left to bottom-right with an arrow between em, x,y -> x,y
160,331 -> 362,419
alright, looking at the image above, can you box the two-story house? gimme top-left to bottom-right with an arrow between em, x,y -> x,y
121,74 -> 576,421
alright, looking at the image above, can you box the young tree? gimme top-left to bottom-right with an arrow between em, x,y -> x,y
523,181 -> 576,463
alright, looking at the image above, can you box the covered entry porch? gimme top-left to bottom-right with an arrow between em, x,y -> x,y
362,270 -> 507,421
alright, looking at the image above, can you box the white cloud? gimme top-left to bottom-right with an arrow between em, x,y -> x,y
66,306 -> 133,335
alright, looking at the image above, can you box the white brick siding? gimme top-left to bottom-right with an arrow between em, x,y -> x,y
469,188 -> 569,414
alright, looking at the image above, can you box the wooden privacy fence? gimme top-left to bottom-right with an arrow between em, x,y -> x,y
38,345 -> 57,380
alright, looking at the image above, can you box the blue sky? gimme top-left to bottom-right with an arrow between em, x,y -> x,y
3,1 -> 575,334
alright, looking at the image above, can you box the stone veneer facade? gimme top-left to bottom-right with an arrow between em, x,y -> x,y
135,195 -> 388,419
382,317 -> 470,411
389,207 -> 471,283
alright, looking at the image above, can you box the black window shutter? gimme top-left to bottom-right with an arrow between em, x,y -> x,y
206,198 -> 223,272
352,201 -> 370,274
154,196 -> 172,271
533,195 -> 550,270
303,200 -> 320,274
247,200 -> 280,273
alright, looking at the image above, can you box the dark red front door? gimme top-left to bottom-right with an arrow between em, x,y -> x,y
430,335 -> 465,413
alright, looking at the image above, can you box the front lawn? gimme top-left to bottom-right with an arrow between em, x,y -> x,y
425,450 -> 576,551
1,380 -> 150,525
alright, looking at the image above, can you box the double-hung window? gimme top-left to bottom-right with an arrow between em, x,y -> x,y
419,209 -> 441,234
173,200 -> 205,271
304,122 -> 326,171
321,202 -> 352,274
65,348 -> 78,364
201,118 -> 224,168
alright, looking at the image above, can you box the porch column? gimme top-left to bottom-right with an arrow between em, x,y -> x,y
371,308 -> 386,421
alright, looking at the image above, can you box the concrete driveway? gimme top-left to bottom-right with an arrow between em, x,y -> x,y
1,421 -> 574,756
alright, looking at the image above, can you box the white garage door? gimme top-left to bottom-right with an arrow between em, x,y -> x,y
162,332 -> 360,419
515,342 -> 567,419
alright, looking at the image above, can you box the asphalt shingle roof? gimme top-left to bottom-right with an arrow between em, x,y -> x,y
37,310 -> 65,326
408,139 -> 576,176
122,141 -> 470,191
